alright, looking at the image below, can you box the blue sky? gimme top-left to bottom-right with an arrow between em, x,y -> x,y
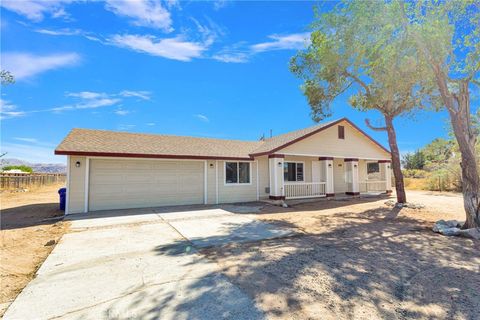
0,0 -> 462,164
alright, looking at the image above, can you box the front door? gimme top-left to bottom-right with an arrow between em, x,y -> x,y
333,158 -> 347,193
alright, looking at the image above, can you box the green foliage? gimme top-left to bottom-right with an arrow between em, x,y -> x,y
0,70 -> 15,85
290,0 -> 437,121
422,138 -> 454,169
404,0 -> 479,81
2,165 -> 33,173
402,150 -> 425,170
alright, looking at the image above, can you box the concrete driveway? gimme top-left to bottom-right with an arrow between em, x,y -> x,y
4,206 -> 293,320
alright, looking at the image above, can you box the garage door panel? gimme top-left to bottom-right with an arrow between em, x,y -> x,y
89,159 -> 204,211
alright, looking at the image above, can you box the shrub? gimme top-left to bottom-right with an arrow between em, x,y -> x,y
2,165 -> 33,173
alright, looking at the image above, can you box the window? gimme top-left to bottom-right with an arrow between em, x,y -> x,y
225,162 -> 250,184
338,125 -> 345,139
367,162 -> 380,174
284,162 -> 304,182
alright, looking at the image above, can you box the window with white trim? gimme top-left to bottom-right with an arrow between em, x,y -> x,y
225,162 -> 250,184
284,162 -> 304,182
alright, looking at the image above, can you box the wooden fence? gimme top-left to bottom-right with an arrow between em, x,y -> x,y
0,173 -> 66,190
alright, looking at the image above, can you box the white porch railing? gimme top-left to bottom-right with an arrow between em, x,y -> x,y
359,180 -> 387,193
284,182 -> 326,199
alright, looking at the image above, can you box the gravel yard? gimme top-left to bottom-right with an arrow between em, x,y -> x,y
202,191 -> 480,320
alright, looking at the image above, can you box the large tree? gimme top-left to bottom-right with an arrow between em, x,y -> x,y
402,1 -> 480,228
290,1 -> 435,203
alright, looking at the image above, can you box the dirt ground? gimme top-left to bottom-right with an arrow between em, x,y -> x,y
0,184 -> 69,316
1,188 -> 478,319
204,190 -> 480,320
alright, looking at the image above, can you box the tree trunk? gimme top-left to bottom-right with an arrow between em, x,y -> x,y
434,70 -> 480,228
385,115 -> 407,203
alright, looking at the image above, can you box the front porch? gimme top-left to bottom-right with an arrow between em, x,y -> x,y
268,154 -> 392,201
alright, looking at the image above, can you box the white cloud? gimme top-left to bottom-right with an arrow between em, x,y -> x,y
212,52 -> 249,63
0,142 -> 61,163
0,0 -> 73,22
1,52 -> 80,80
0,99 -> 25,120
195,114 -> 209,122
14,137 -> 37,143
213,0 -> 229,10
118,124 -> 136,131
119,90 -> 151,100
105,0 -> 173,32
51,98 -> 120,111
146,122 -> 156,126
212,33 -> 311,64
114,109 -> 130,116
250,32 -> 310,53
66,91 -> 107,99
110,34 -> 207,61
35,28 -> 82,36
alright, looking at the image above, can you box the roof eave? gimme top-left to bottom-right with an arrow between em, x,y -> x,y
54,150 -> 254,161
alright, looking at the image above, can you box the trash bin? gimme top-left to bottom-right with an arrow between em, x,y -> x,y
58,188 -> 66,211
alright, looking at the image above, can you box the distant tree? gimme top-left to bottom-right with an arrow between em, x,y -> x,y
402,150 -> 425,170
403,1 -> 480,228
0,70 -> 15,85
2,165 -> 33,173
422,138 -> 453,168
290,1 -> 436,203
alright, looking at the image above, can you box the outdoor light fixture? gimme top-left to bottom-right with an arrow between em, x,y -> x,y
75,161 -> 81,168
354,164 -> 358,168
209,163 -> 214,168
328,164 -> 332,168
278,162 -> 282,166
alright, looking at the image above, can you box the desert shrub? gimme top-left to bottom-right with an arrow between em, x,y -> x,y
403,177 -> 427,190
402,169 -> 428,179
2,165 -> 33,173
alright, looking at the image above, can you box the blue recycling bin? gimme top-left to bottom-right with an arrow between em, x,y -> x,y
58,188 -> 66,211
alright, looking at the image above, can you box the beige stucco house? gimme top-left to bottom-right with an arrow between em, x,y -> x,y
55,118 -> 392,214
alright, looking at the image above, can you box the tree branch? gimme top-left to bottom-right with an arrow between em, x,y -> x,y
343,70 -> 371,97
365,118 -> 387,131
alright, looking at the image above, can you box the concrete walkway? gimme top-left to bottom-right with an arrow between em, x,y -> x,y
4,207 -> 293,320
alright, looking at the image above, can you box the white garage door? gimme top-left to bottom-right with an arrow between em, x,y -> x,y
88,159 -> 204,211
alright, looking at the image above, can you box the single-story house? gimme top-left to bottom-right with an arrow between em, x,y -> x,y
55,118 -> 392,214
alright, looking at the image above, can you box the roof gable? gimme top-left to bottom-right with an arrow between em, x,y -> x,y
250,118 -> 390,156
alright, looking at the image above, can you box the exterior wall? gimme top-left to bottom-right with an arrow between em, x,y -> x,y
217,160 -> 258,203
68,156 -> 86,214
279,121 -> 390,160
359,159 -> 367,182
256,156 -> 270,199
206,160 -> 216,204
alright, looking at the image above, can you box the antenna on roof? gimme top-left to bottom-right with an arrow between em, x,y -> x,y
259,133 -> 265,141
270,129 -> 272,138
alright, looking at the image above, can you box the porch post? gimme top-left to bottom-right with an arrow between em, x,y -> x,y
319,157 -> 334,197
268,154 -> 285,200
345,158 -> 359,195
379,160 -> 392,193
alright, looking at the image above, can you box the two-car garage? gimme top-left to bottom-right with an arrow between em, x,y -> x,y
87,159 -> 205,211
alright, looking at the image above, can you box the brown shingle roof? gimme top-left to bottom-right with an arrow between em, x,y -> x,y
55,129 -> 263,160
55,118 -> 390,159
